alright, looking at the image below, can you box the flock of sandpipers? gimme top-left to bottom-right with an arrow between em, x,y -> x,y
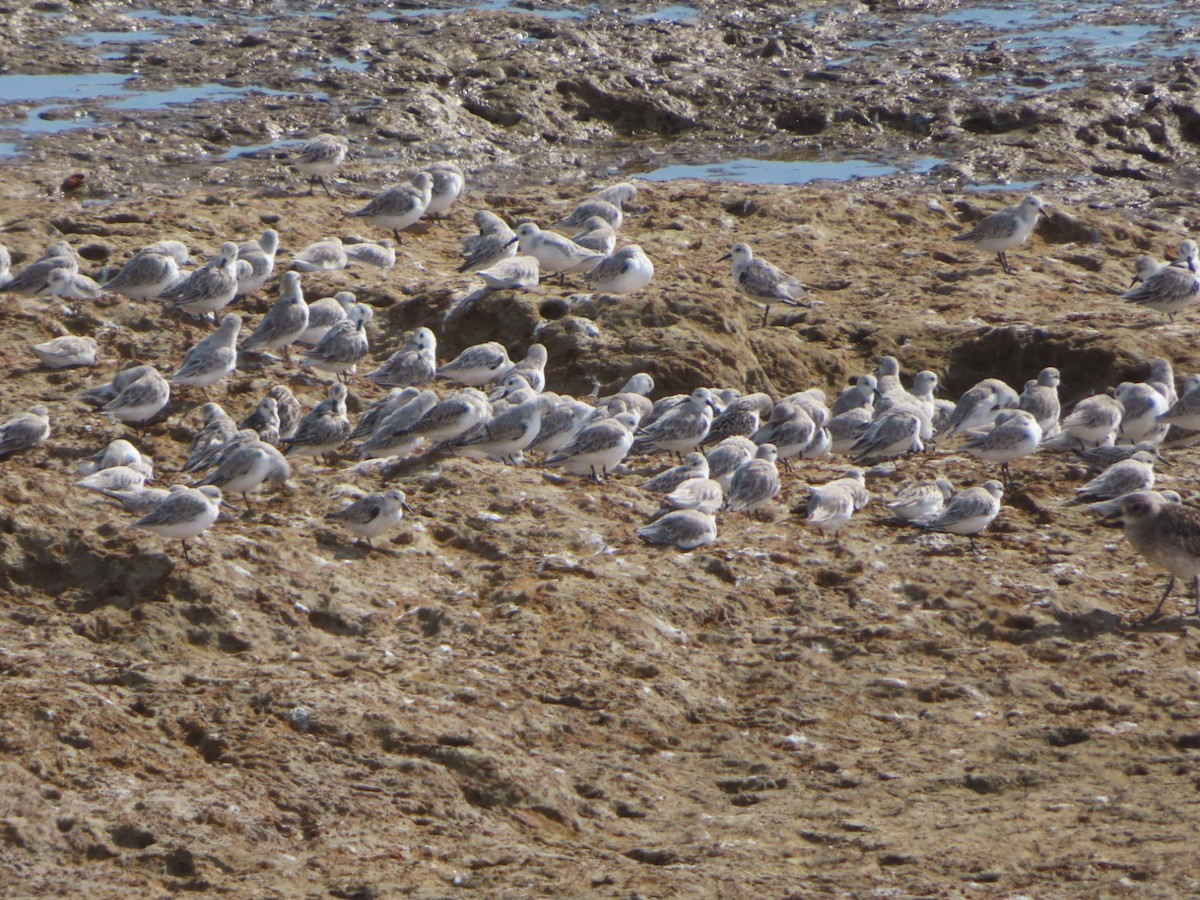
2,132 -> 1200,621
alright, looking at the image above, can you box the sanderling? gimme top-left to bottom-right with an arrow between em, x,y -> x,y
344,238 -> 397,271
725,443 -> 780,513
719,242 -> 810,327
958,408 -> 1042,487
38,241 -> 78,265
434,395 -> 553,463
477,254 -> 540,291
875,356 -> 903,396
183,402 -> 236,471
593,182 -> 637,208
348,172 -> 433,242
543,411 -> 638,482
750,400 -> 815,465
186,429 -> 257,475
1041,429 -> 1115,455
77,437 -> 152,478
571,217 -> 617,256
595,372 -> 655,419
639,451 -> 709,493
706,435 -> 757,494
925,479 -> 1004,547
554,198 -> 623,232
0,243 -> 78,295
38,267 -> 102,301
459,211 -> 517,272
1017,368 -> 1061,434
1116,381 -> 1170,444
708,392 -> 772,446
583,244 -> 654,295
1073,451 -> 1157,502
875,370 -> 938,440
1061,394 -> 1123,447
326,489 -> 412,548
130,485 -> 222,562
367,326 -> 437,388
424,162 -> 465,221
829,405 -> 872,455
0,406 -> 50,458
436,341 -> 513,387
1149,357 -> 1178,406
1091,490 -> 1188,518
803,420 -> 832,460
633,387 -> 717,457
269,385 -> 302,440
302,311 -> 370,381
171,314 -> 242,389
507,343 -> 549,393
239,396 -> 281,445
236,229 -> 279,297
1129,254 -> 1161,287
284,383 -> 351,462
32,334 -> 98,369
850,410 -> 923,462
80,364 -> 153,407
931,399 -> 956,436
636,509 -> 717,550
1076,441 -> 1160,472
299,291 -> 353,345
77,465 -> 146,494
640,392 -> 689,429
938,377 -> 1020,438
794,391 -> 839,429
195,439 -> 288,511
357,389 -> 439,459
1111,490 -> 1200,619
530,399 -> 596,455
241,271 -> 310,360
187,408 -> 236,468
292,133 -> 349,196
101,249 -> 181,301
1157,374 -> 1200,430
807,468 -> 869,536
291,237 -> 349,272
100,486 -> 173,516
1123,239 -> 1200,322
387,387 -> 491,446
140,240 -> 191,265
658,477 -> 724,516
952,194 -> 1045,274
507,222 -> 605,281
101,367 -> 170,425
163,242 -> 240,318
349,388 -> 418,441
832,374 -> 878,417
488,373 -> 538,410
887,477 -> 954,525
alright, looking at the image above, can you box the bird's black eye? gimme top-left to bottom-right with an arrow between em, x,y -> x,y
1129,502 -> 1148,515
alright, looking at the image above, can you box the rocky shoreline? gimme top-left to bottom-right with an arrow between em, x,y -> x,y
3,2 -> 1200,897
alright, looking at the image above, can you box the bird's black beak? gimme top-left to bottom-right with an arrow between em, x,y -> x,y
717,252 -> 731,262
504,237 -> 518,248
402,501 -> 416,515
